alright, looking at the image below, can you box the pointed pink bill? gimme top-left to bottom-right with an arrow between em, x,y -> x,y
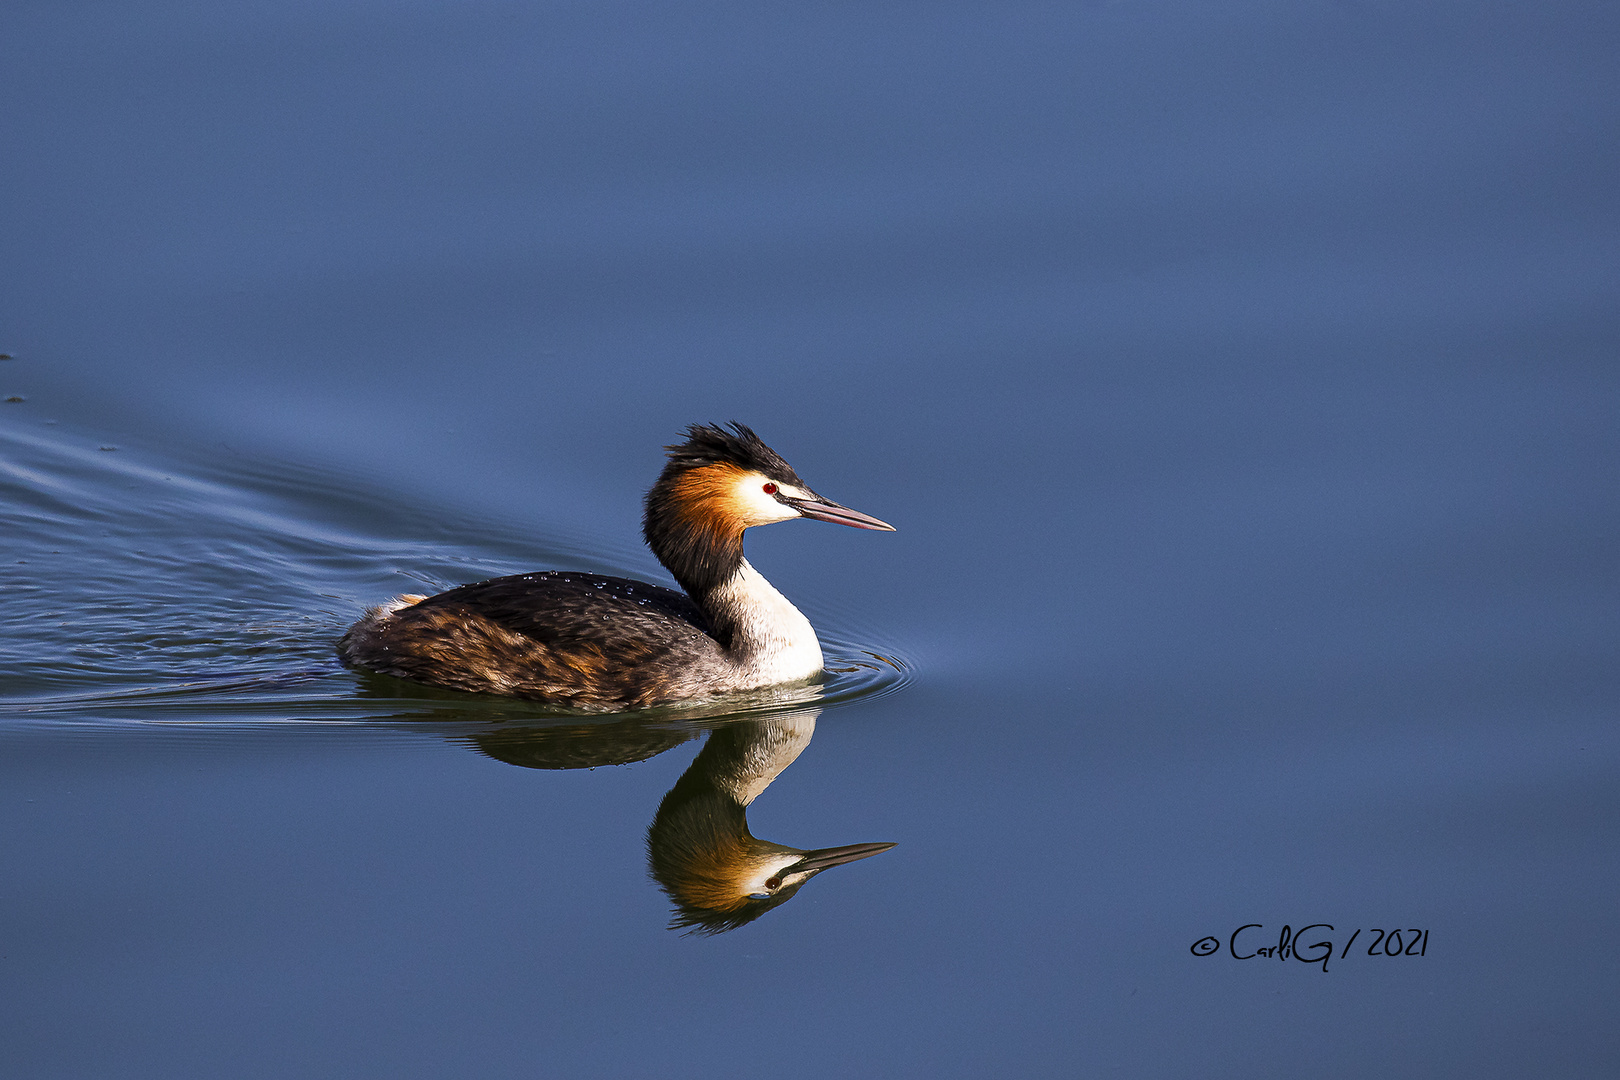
787,496 -> 896,531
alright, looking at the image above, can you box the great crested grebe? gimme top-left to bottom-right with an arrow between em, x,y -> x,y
338,423 -> 894,710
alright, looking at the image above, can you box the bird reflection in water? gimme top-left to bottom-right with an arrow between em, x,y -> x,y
462,703 -> 893,934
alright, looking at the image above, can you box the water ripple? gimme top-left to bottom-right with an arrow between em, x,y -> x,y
1,421 -> 912,731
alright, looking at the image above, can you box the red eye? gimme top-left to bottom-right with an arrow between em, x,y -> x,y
762,482 -> 778,495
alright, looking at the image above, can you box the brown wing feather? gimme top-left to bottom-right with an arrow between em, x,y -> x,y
337,572 -> 722,710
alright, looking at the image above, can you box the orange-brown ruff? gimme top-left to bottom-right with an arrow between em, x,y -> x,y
337,423 -> 894,710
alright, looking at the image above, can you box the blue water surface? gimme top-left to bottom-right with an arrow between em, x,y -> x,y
2,2 -> 1618,1077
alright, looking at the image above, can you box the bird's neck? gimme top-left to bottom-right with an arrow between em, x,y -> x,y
699,559 -> 823,679
699,714 -> 818,806
644,500 -> 745,604
644,506 -> 824,680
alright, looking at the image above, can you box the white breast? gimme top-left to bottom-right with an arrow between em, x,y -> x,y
709,559 -> 824,686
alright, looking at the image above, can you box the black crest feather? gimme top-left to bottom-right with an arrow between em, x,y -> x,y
661,423 -> 804,487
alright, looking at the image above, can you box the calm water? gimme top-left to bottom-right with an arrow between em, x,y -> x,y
3,2 -> 1618,1076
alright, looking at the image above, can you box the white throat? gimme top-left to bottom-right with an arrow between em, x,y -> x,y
709,559 -> 823,685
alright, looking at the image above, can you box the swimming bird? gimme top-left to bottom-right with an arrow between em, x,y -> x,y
338,423 -> 894,710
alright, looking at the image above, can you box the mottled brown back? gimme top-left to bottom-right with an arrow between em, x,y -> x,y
337,571 -> 723,710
